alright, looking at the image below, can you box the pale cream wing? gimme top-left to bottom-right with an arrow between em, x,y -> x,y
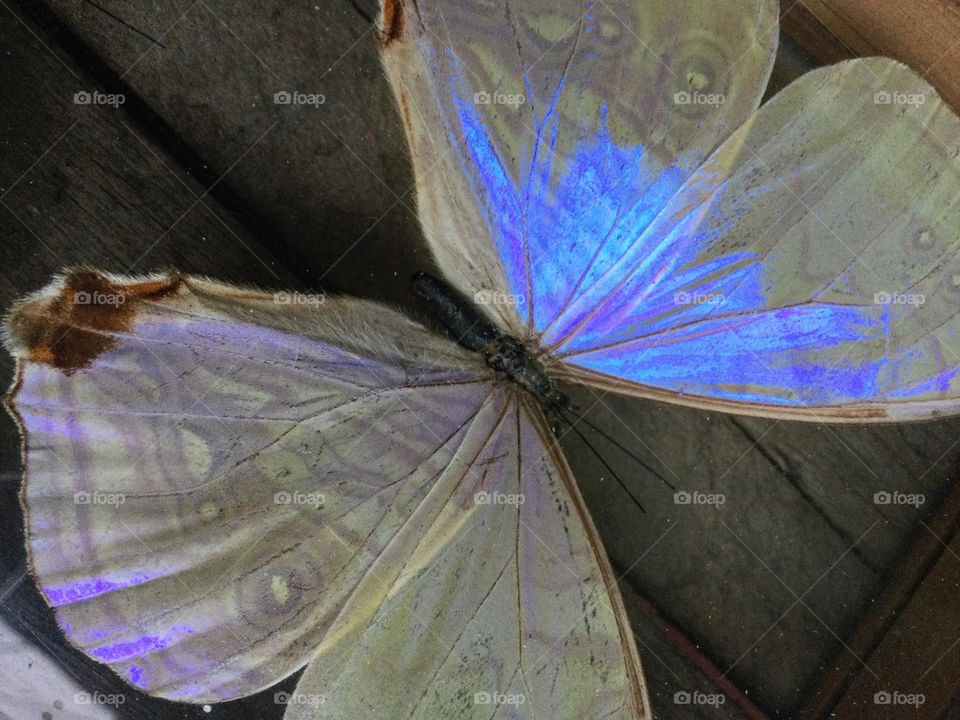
380,0 -> 778,337
550,58 -> 960,422
285,392 -> 648,720
4,268 -> 494,702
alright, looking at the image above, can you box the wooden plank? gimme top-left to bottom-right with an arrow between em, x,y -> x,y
565,386 -> 960,713
0,5 -> 303,719
800,479 -> 960,718
24,0 -> 423,307
624,585 -> 769,720
779,2 -> 856,67
781,0 -> 960,114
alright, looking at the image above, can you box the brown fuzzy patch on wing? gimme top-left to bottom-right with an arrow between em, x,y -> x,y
380,0 -> 405,47
7,269 -> 181,373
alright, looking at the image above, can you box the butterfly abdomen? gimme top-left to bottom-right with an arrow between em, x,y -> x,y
411,271 -> 499,352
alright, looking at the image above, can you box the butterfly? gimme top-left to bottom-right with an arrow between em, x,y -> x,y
5,0 -> 960,717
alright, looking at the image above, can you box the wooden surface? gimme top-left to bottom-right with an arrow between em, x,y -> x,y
782,0 -> 960,113
0,1 -> 958,718
801,479 -> 960,718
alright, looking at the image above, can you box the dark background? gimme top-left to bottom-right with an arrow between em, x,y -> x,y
1,1 -> 959,718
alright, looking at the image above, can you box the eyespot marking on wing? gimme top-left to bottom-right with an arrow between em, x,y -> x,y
5,268 -> 182,373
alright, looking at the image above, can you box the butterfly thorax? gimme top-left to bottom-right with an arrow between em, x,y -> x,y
483,335 -> 565,405
412,272 -> 567,410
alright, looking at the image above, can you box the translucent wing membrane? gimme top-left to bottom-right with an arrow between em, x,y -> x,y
381,0 -> 778,337
5,269 -> 649,718
5,270 -> 488,702
286,395 -> 648,720
552,59 -> 960,421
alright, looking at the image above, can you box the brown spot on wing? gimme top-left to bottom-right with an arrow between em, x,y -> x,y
397,88 -> 412,136
380,0 -> 405,46
7,269 -> 182,373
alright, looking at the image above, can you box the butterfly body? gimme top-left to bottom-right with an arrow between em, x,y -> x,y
413,271 -> 567,411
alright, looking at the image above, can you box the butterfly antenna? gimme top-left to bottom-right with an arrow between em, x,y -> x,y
558,405 -> 677,494
555,407 -> 647,514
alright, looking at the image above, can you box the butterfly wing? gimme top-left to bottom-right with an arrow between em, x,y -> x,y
6,270 -> 649,718
4,268 -> 495,702
548,58 -> 960,422
380,0 -> 778,337
284,393 -> 648,720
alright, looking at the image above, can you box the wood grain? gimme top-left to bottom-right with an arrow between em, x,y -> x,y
781,0 -> 960,113
800,479 -> 960,719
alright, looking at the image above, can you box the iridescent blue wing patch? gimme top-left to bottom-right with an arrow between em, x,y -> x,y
382,0 -> 778,337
